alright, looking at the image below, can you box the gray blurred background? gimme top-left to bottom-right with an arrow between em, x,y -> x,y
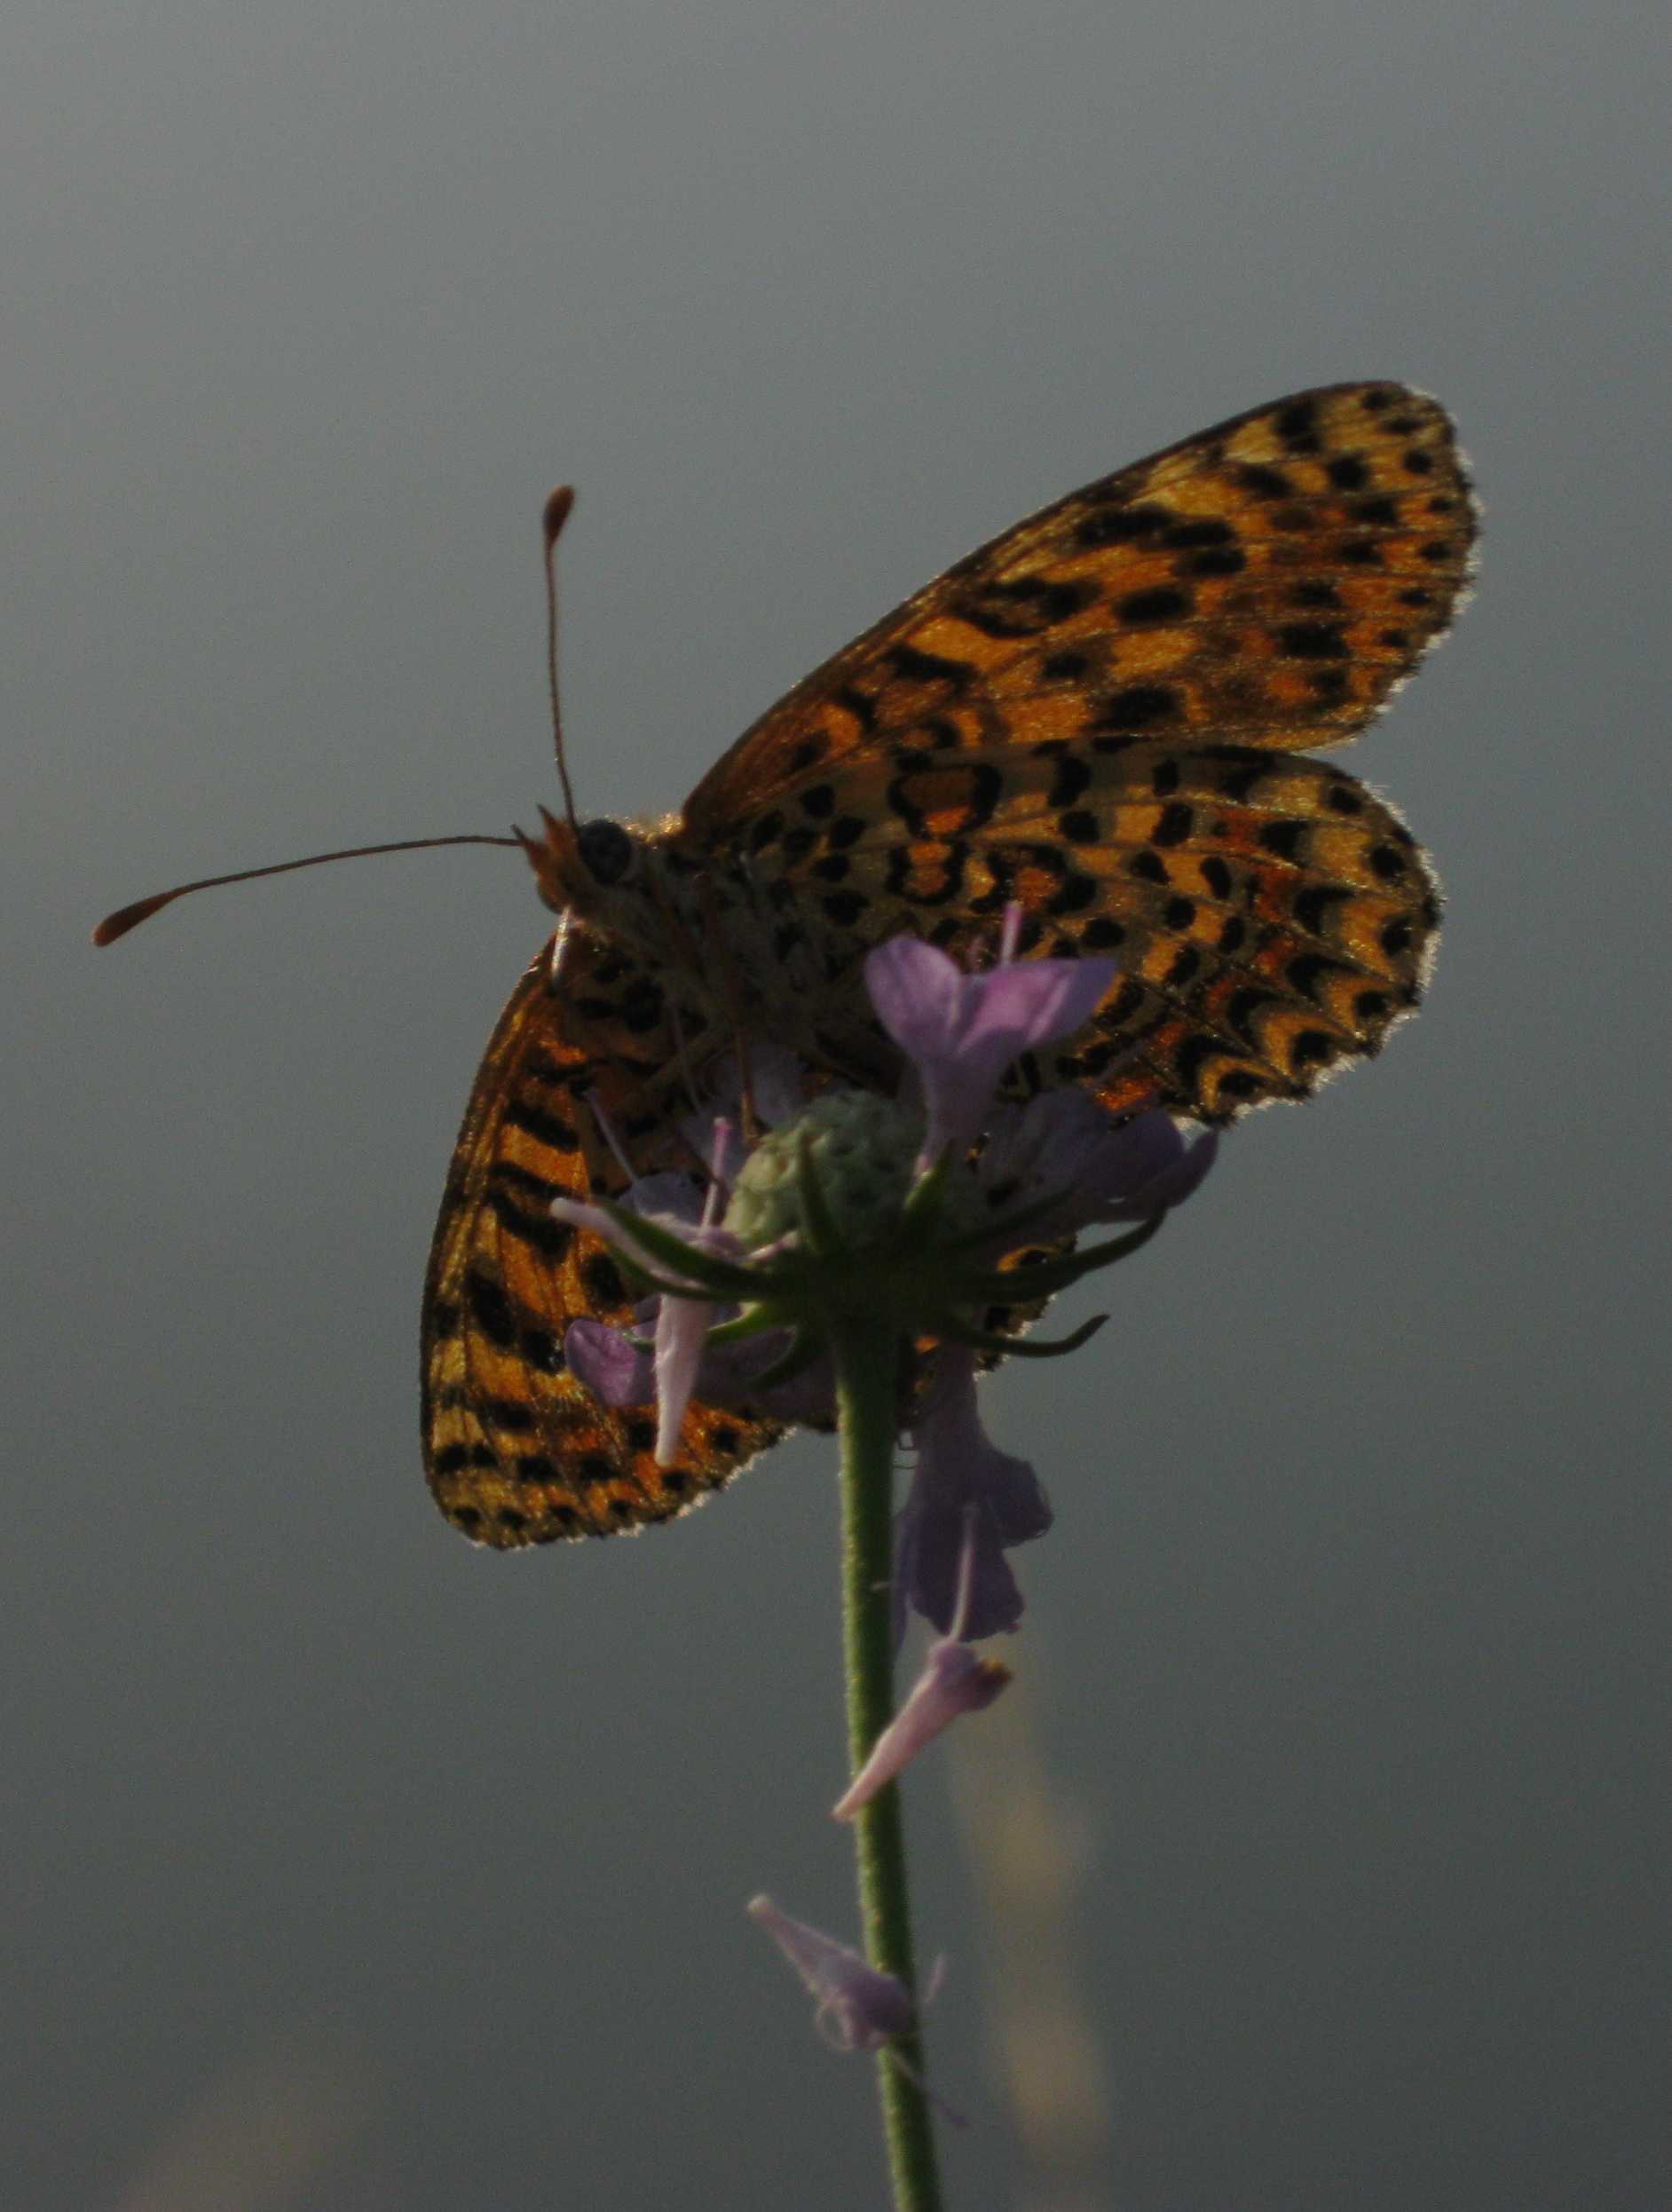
9,2 -> 1669,2205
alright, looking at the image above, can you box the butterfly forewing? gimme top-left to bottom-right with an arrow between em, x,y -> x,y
683,383 -> 1473,838
713,739 -> 1439,1121
422,930 -> 779,1547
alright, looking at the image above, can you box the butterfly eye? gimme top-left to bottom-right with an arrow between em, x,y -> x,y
577,818 -> 635,885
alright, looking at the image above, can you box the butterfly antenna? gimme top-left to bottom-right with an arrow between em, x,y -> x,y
543,486 -> 581,829
91,833 -> 521,945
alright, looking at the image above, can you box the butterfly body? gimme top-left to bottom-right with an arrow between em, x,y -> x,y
424,382 -> 1476,1547
519,807 -> 888,1092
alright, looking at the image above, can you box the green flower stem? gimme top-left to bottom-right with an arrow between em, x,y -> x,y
831,1312 -> 944,2212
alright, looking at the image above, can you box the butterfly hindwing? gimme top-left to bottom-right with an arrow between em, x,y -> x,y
714,739 -> 1439,1122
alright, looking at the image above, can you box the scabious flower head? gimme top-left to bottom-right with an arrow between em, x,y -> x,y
556,908 -> 1218,1621
723,1091 -> 931,1250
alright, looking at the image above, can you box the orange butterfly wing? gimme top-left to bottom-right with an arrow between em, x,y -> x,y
422,927 -> 779,1547
685,383 -> 1474,833
679,382 -> 1474,1121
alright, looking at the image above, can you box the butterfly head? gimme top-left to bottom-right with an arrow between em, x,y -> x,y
520,804 -> 656,925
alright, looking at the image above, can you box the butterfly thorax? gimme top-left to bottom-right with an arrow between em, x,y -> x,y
522,806 -> 880,1084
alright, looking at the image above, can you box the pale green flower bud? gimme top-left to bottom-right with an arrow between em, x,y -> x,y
724,1093 -> 926,1251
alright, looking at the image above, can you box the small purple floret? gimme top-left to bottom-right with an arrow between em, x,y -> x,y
895,1347 -> 1051,1640
976,1091 -> 1219,1243
745,1895 -> 916,2052
553,1173 -> 749,1464
565,1309 -> 837,1437
564,1316 -> 655,1406
833,1636 -> 1012,1818
865,932 -> 1116,1162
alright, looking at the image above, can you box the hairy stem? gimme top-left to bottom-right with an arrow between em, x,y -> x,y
832,1313 -> 944,2212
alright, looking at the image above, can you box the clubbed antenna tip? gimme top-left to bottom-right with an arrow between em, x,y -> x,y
92,891 -> 177,945
542,486 -> 580,825
543,485 -> 576,549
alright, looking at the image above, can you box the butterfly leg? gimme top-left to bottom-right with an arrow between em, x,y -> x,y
687,873 -> 766,1141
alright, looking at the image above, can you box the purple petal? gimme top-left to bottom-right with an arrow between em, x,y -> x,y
678,1046 -> 815,1177
984,1461 -> 1053,1547
745,1896 -> 916,2052
569,1304 -> 838,1438
564,1318 -> 654,1405
864,936 -> 969,1063
974,1094 -> 1219,1241
697,1334 -> 838,1427
953,956 -> 1116,1065
752,1045 -> 820,1128
866,933 -> 1113,1070
652,1293 -> 720,1465
1079,1102 -> 1187,1193
865,935 -> 1118,1158
918,1350 -> 1052,1543
895,1500 -> 1028,1642
895,1349 -> 1051,1638
1077,1115 -> 1219,1222
622,1171 -> 706,1224
832,1639 -> 1013,1818
1112,1125 -> 1219,1216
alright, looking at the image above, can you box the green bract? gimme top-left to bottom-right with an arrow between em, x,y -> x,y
591,1097 -> 1164,1374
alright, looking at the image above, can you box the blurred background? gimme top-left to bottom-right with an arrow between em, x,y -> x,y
9,2 -> 1669,2204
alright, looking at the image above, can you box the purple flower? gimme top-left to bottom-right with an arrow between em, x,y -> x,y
835,1511 -> 1013,1818
564,1315 -> 656,1405
556,912 -> 1216,1521
865,926 -> 1116,1164
974,1089 -> 1219,1244
560,1158 -> 839,1448
894,1346 -> 1051,1640
745,1897 -> 966,2126
553,1163 -> 756,1464
745,1895 -> 916,2052
565,1309 -> 836,1436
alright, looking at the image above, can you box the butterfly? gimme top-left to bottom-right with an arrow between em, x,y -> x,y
419,382 -> 1476,1549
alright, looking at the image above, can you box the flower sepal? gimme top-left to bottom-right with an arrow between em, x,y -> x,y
936,1309 -> 1108,1363
573,1196 -> 767,1301
937,1208 -> 1171,1311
